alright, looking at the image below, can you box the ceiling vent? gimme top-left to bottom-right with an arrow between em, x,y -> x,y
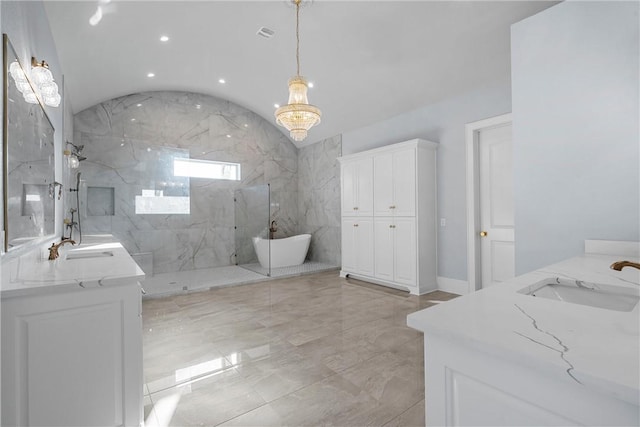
256,27 -> 275,38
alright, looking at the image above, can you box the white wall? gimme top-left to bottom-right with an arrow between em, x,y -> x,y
511,1 -> 639,274
342,84 -> 511,282
1,0 -> 71,259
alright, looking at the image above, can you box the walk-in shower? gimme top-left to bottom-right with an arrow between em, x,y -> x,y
234,184 -> 271,276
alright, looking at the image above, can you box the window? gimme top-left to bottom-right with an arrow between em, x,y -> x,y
173,158 -> 241,181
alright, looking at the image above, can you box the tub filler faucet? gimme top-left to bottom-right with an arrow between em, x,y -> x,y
48,239 -> 76,260
270,220 -> 278,239
610,260 -> 640,271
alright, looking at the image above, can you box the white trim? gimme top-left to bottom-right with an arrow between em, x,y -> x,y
437,276 -> 469,295
465,113 -> 512,294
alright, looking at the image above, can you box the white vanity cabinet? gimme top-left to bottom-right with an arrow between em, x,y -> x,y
339,139 -> 437,295
374,217 -> 417,287
341,156 -> 374,216
373,148 -> 416,217
1,240 -> 144,427
341,217 -> 374,276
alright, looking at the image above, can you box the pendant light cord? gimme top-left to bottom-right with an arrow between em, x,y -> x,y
296,0 -> 300,76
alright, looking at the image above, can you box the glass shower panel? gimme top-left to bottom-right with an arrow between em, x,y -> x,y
234,184 -> 270,276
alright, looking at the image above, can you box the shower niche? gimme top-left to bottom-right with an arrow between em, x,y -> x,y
87,186 -> 115,216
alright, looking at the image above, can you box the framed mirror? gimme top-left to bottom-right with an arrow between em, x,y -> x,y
3,34 -> 56,252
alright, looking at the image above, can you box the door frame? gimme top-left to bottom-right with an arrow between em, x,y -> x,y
465,113 -> 512,292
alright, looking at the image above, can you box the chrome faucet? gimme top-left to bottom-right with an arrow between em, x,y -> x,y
610,260 -> 640,271
48,239 -> 76,260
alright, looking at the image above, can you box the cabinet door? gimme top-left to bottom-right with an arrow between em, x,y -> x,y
393,148 -> 416,216
341,218 -> 358,271
394,217 -> 417,286
374,218 -> 394,281
341,161 -> 358,216
355,218 -> 374,276
374,153 -> 394,216
356,157 -> 374,216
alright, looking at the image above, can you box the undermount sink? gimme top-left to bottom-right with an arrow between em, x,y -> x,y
519,278 -> 640,312
66,251 -> 114,260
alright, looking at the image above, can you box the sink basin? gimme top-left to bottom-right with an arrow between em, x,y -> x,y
519,278 -> 640,312
66,251 -> 114,260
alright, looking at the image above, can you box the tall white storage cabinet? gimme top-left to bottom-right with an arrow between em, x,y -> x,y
339,139 -> 438,295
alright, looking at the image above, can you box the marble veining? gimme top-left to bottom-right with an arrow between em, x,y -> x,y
513,303 -> 581,385
297,135 -> 342,266
408,252 -> 640,405
74,91 -> 299,275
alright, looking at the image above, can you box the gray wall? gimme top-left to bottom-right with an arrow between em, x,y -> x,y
341,84 -> 512,281
511,1 -> 639,274
74,91 -> 299,274
298,135 -> 342,266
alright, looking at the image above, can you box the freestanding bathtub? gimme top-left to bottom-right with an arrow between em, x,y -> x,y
252,234 -> 311,269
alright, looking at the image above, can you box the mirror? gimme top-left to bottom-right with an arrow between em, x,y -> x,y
3,34 -> 56,252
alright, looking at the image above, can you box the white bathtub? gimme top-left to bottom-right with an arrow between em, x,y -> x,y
252,234 -> 311,269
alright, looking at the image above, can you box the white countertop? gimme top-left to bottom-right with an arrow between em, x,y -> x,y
408,253 -> 640,406
1,236 -> 145,298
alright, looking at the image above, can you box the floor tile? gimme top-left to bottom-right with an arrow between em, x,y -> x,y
142,270 -> 459,426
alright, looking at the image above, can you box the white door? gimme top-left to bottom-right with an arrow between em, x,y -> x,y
393,217 -> 416,286
341,161 -> 358,216
356,158 -> 374,216
392,149 -> 416,216
479,123 -> 515,287
374,153 -> 394,216
354,218 -> 374,276
374,218 -> 394,280
341,218 -> 358,271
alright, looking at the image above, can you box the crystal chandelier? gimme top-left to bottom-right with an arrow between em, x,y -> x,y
274,0 -> 321,142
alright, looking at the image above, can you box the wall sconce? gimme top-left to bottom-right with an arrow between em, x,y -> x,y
31,57 -> 61,107
8,57 -> 61,107
65,142 -> 86,169
8,60 -> 38,104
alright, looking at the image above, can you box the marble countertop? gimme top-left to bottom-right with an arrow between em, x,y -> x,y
407,252 -> 640,406
1,235 -> 145,298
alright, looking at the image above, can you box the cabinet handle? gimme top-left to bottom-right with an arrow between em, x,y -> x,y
353,207 -> 359,210
389,225 -> 396,229
354,224 -> 359,227
389,205 -> 396,209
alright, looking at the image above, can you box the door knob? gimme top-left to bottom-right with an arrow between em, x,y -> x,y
480,231 -> 488,237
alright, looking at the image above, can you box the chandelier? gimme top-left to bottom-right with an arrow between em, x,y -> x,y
274,0 -> 321,142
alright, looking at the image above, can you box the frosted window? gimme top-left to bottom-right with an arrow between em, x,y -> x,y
173,158 -> 241,181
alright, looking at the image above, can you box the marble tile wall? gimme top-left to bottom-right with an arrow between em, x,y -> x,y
74,91 -> 299,275
297,135 -> 342,266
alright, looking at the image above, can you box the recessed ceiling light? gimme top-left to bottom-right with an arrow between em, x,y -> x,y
120,143 -> 125,146
195,104 -> 201,109
308,82 -> 314,88
136,103 -> 142,107
147,147 -> 152,152
274,103 -> 280,108
226,134 -> 231,138
130,118 -> 136,122
244,124 -> 249,128
147,72 -> 155,78
218,78 -> 226,84
160,35 -> 169,42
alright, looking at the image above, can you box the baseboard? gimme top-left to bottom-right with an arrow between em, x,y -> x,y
437,276 -> 469,295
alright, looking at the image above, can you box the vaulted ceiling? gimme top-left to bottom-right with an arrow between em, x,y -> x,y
44,1 -> 557,147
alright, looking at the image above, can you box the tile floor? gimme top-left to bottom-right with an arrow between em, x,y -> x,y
142,270 -> 458,426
